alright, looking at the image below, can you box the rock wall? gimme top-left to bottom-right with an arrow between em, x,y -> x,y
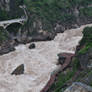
0,0 -> 10,11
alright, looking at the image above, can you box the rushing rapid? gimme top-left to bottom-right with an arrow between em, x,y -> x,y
0,24 -> 92,92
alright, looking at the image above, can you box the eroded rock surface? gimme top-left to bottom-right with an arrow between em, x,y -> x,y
0,24 -> 91,92
11,64 -> 24,75
64,82 -> 92,92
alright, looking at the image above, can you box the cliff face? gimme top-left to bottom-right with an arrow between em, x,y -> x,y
0,0 -> 92,43
63,28 -> 92,92
0,0 -> 24,20
0,0 -> 92,51
47,26 -> 92,92
0,0 -> 10,11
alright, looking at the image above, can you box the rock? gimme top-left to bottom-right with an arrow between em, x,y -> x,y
87,59 -> 92,68
80,71 -> 92,85
0,41 -> 15,55
11,64 -> 24,75
0,0 -> 10,11
58,53 -> 66,65
31,32 -> 56,42
54,23 -> 65,33
29,43 -> 35,49
78,53 -> 89,69
78,48 -> 92,69
64,82 -> 92,92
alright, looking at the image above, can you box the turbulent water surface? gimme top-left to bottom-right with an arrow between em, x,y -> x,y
0,24 -> 92,92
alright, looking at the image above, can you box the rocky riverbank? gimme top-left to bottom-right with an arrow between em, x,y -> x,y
47,25 -> 92,92
0,23 -> 92,92
41,53 -> 74,92
0,24 -> 85,92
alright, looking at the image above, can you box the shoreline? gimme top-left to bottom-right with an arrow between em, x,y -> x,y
40,53 -> 75,92
0,23 -> 92,92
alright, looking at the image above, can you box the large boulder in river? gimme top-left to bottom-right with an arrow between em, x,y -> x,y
29,43 -> 35,49
64,82 -> 92,92
57,53 -> 66,65
11,64 -> 24,75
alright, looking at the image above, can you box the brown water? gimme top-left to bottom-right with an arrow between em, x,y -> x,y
0,24 -> 92,92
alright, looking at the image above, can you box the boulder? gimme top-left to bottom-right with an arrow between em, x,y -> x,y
57,53 -> 66,65
0,41 -> 15,55
64,82 -> 92,92
80,71 -> 92,86
54,23 -> 65,33
78,48 -> 92,69
11,64 -> 24,75
31,32 -> 56,42
29,43 -> 35,49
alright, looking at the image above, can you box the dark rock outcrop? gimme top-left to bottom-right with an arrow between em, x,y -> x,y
80,72 -> 92,86
57,53 -> 74,67
11,64 -> 24,75
78,48 -> 92,70
0,40 -> 15,55
29,43 -> 35,49
30,31 -> 56,42
0,0 -> 10,11
64,82 -> 92,92
57,53 -> 66,65
41,53 -> 74,92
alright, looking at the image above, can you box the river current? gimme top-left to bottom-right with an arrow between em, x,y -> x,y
0,24 -> 92,92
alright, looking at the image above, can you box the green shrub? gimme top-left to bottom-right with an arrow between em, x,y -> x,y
0,27 -> 7,43
80,27 -> 92,46
78,27 -> 92,54
48,57 -> 79,92
79,7 -> 92,18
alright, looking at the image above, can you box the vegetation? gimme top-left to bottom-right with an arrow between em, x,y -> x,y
78,27 -> 92,54
0,9 -> 9,21
0,0 -> 92,32
48,57 -> 80,92
6,23 -> 22,36
23,0 -> 92,31
0,0 -> 24,21
0,27 -> 8,43
79,7 -> 92,19
48,26 -> 92,92
0,0 -> 92,91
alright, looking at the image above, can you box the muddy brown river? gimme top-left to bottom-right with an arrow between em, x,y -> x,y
0,24 -> 92,92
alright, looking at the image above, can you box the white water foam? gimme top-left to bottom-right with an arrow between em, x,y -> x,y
0,24 -> 92,92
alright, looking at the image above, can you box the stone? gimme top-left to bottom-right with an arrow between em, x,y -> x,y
54,23 -> 65,33
0,43 -> 15,55
87,59 -> 92,68
11,64 -> 24,75
78,53 -> 89,69
80,71 -> 92,85
29,43 -> 35,49
64,82 -> 92,92
58,53 -> 66,65
78,48 -> 92,69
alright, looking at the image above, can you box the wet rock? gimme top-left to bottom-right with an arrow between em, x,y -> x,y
64,82 -> 92,92
57,53 -> 66,65
0,41 -> 15,55
29,43 -> 35,49
11,64 -> 24,75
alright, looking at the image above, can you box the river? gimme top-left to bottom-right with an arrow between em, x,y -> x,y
0,24 -> 92,92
